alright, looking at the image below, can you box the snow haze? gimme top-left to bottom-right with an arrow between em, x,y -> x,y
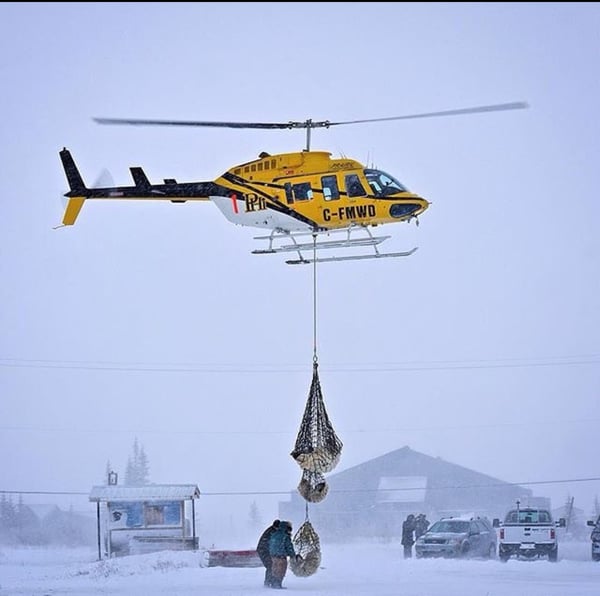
1,540 -> 598,595
1,0 -> 599,577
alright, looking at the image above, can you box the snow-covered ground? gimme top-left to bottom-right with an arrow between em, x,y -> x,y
1,540 -> 598,595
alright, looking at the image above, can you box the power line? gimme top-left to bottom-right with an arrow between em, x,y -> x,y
202,476 -> 600,495
0,354 -> 598,373
2,417 -> 599,436
0,490 -> 90,497
1,476 -> 599,498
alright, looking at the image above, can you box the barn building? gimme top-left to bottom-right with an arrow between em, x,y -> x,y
279,446 -> 547,541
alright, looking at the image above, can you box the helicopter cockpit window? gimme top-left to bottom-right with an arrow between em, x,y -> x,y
364,169 -> 408,197
321,175 -> 339,201
345,174 -> 366,198
292,182 -> 313,201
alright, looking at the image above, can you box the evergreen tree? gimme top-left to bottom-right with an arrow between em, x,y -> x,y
248,500 -> 263,530
138,445 -> 150,484
125,456 -> 134,485
1,494 -> 17,529
16,495 -> 41,545
0,493 -> 18,545
124,438 -> 150,485
104,460 -> 113,485
564,494 -> 576,532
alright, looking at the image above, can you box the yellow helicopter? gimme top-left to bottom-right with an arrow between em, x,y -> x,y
59,101 -> 528,264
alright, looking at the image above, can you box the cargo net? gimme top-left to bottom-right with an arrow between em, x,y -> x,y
290,362 -> 343,475
297,469 -> 329,503
289,520 -> 321,577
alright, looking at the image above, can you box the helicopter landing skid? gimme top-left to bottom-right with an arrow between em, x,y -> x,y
252,227 -> 417,265
285,248 -> 418,265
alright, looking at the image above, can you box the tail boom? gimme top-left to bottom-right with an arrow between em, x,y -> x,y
59,148 -> 228,225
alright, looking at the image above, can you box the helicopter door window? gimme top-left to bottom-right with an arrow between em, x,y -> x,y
321,175 -> 339,201
292,182 -> 313,201
284,182 -> 293,204
345,174 -> 366,198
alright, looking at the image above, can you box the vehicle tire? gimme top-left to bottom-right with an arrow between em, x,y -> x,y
460,542 -> 470,558
592,552 -> 600,562
486,544 -> 496,559
548,548 -> 558,562
499,553 -> 510,563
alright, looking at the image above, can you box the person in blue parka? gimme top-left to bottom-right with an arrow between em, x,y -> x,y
268,520 -> 299,589
257,519 -> 280,587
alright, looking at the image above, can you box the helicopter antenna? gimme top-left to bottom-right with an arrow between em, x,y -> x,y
94,101 -> 528,150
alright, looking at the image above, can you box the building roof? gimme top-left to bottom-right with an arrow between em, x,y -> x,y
89,484 -> 200,502
328,446 -> 530,493
280,446 -> 541,541
283,446 -> 533,514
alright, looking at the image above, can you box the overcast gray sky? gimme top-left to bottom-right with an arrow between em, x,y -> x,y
1,2 -> 599,524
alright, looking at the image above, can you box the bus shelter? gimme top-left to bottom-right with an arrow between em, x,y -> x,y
89,484 -> 200,559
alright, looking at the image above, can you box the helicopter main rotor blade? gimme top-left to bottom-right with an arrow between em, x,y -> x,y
93,101 -> 528,132
93,117 -> 331,130
329,101 -> 529,127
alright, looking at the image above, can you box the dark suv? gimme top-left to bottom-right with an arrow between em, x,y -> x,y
415,516 -> 497,559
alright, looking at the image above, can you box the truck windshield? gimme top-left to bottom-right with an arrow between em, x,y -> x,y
429,520 -> 470,533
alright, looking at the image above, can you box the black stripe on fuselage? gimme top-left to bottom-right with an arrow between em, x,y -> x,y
222,172 -> 323,230
65,181 -> 231,199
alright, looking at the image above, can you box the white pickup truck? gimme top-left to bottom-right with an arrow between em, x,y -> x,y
493,505 -> 565,562
586,515 -> 600,561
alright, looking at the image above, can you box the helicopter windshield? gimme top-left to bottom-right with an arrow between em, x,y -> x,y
364,169 -> 408,197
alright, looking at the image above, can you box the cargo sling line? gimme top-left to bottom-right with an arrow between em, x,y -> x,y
290,234 -> 343,577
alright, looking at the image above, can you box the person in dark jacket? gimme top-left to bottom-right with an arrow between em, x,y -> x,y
401,514 -> 416,558
414,513 -> 430,539
257,519 -> 280,587
268,520 -> 298,589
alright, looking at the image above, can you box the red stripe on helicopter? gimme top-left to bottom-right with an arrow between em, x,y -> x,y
230,194 -> 239,214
